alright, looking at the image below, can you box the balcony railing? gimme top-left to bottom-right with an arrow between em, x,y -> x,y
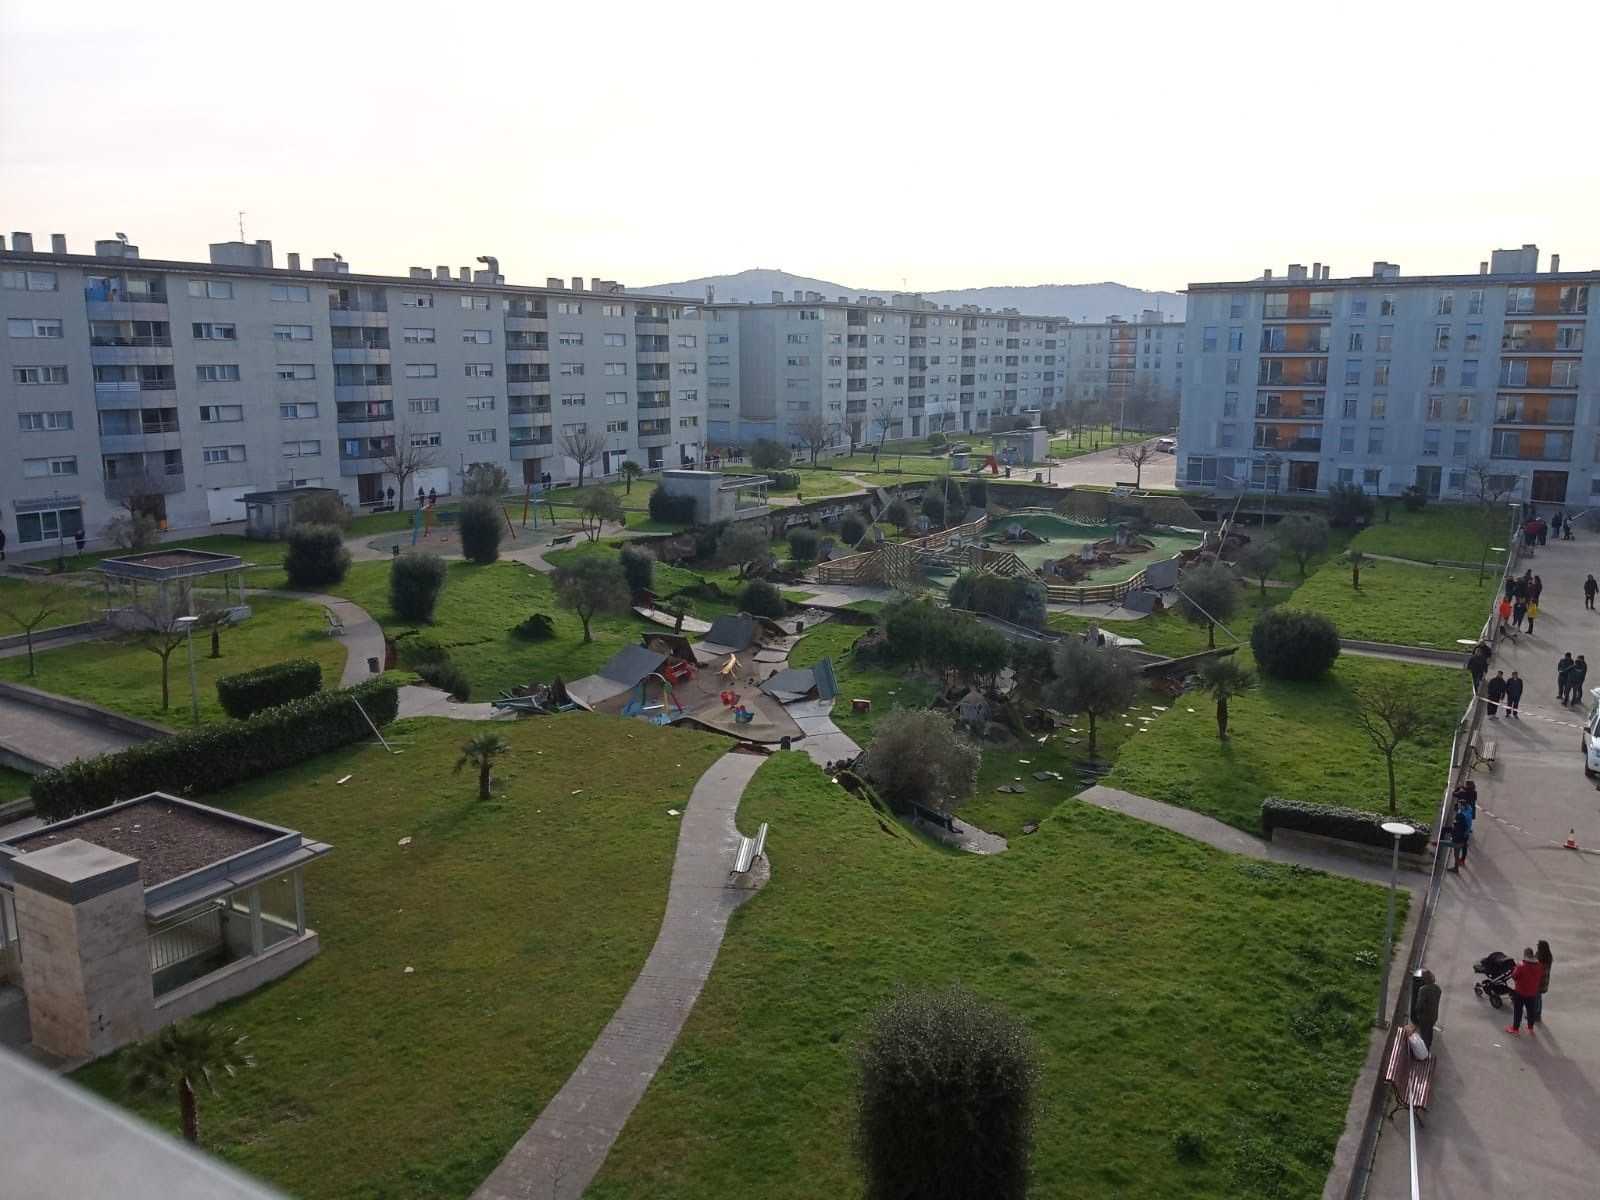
1501,336 -> 1584,353
84,285 -> 167,303
90,336 -> 172,348
1253,438 -> 1323,453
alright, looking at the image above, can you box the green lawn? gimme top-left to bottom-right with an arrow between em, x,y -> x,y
731,466 -> 864,499
1049,589 -> 1289,658
587,752 -> 1396,1200
1288,558 -> 1497,647
1105,654 -> 1463,832
788,621 -> 940,744
1350,505 -> 1505,565
0,575 -> 100,631
0,597 -> 345,726
77,715 -> 728,1198
0,765 -> 32,800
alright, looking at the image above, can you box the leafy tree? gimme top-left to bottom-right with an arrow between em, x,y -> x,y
283,524 -> 351,588
858,709 -> 980,816
0,582 -> 70,676
457,496 -> 503,564
738,578 -> 785,618
927,431 -> 949,450
290,489 -> 354,530
1250,607 -> 1341,681
948,572 -> 1046,628
788,527 -> 822,563
661,594 -> 695,633
1327,481 -> 1375,528
1234,539 -> 1278,595
839,509 -> 868,545
461,462 -> 510,498
454,731 -> 512,801
856,984 -> 1039,1200
648,488 -> 697,525
1399,484 -> 1427,513
1196,657 -> 1256,740
574,486 -> 624,541
750,438 -> 789,471
715,523 -> 771,579
1115,440 -> 1158,487
558,425 -> 608,487
1175,561 -> 1240,649
884,499 -> 911,533
965,476 -> 989,508
1277,513 -> 1330,576
1352,685 -> 1433,813
1048,639 -> 1141,754
123,1020 -> 254,1144
619,460 -> 644,494
1009,640 -> 1056,703
102,510 -> 160,552
619,542 -> 655,592
389,551 -> 447,624
552,555 -> 626,642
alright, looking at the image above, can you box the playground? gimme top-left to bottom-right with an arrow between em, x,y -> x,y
981,514 -> 1204,583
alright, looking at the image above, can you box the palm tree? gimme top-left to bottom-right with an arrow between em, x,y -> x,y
661,594 -> 695,633
1348,549 -> 1370,591
619,460 -> 644,495
122,1020 -> 254,1144
1196,657 -> 1256,741
455,732 -> 512,801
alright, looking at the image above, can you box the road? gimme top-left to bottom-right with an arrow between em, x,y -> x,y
1047,439 -> 1176,489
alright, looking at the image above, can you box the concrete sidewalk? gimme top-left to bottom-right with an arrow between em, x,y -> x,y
1368,535 -> 1600,1198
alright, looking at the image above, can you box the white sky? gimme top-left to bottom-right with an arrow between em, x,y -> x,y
5,0 -> 1598,293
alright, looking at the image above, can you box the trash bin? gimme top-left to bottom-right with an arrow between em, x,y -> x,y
780,736 -> 792,751
368,656 -> 380,674
796,620 -> 805,634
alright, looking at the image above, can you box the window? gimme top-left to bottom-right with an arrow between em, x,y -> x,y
1339,427 -> 1356,453
557,331 -> 584,346
1468,289 -> 1485,315
275,364 -> 315,381
1427,395 -> 1445,419
1225,359 -> 1240,385
1433,325 -> 1451,351
407,398 -> 440,414
466,395 -> 495,411
786,356 -> 811,368
1461,360 -> 1478,387
1379,293 -> 1396,317
405,363 -> 438,379
7,318 -> 63,338
1453,429 -> 1472,457
1227,328 -> 1243,352
603,362 -> 628,376
1371,395 -> 1387,419
275,401 -> 316,420
13,366 -> 67,384
18,411 -> 72,431
201,445 -> 246,463
676,334 -> 697,348
283,440 -> 320,457
556,301 -> 583,316
1217,423 -> 1236,448
1429,362 -> 1447,386
1375,325 -> 1393,353
1347,329 -> 1364,352
1506,286 -> 1534,314
1559,285 -> 1588,314
1367,428 -> 1385,454
410,431 -> 442,449
679,415 -> 700,429
677,389 -> 698,403
1557,325 -> 1585,350
402,293 -> 433,308
403,327 -> 436,343
1423,428 -> 1441,456
1350,295 -> 1368,317
1202,326 -> 1217,352
271,284 -> 310,302
199,404 -> 242,423
1500,360 -> 1528,387
1457,395 -> 1473,421
1465,323 -> 1482,351
787,333 -> 811,344
601,303 -> 624,317
2,269 -> 58,291
465,363 -> 494,377
605,391 -> 627,405
1373,360 -> 1391,386
1262,293 -> 1288,319
466,428 -> 496,444
560,393 -> 586,407
23,455 -> 77,477
1342,395 -> 1358,418
188,279 -> 233,299
1552,360 -> 1582,388
1436,292 -> 1454,315
1491,430 -> 1521,458
1344,360 -> 1361,386
459,296 -> 489,310
462,329 -> 491,343
603,332 -> 626,347
1228,294 -> 1245,319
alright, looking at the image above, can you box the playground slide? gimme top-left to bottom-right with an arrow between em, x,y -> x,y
985,455 -> 999,474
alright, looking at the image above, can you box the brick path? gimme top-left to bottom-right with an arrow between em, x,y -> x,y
472,750 -> 768,1200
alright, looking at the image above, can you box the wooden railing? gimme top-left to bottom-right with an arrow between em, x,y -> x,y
813,515 -> 991,584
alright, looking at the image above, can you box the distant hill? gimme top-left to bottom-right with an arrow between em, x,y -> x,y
642,268 -> 1185,323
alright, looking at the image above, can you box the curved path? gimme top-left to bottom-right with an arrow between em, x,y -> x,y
473,749 -> 769,1200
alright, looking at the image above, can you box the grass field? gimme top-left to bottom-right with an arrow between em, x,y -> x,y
1049,589 -> 1289,658
0,575 -> 100,631
77,715 -> 728,1198
0,765 -> 32,800
0,597 -> 345,726
1288,558 -> 1497,647
586,752 -> 1396,1200
1105,654 -> 1463,831
1350,504 -> 1506,565
787,620 -> 939,744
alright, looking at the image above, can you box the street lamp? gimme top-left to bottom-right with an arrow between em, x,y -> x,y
1374,820 -> 1416,1027
1260,453 -> 1281,529
174,615 -> 201,730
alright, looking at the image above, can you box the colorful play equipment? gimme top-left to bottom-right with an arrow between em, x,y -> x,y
984,454 -> 999,474
662,659 -> 693,684
622,672 -> 684,723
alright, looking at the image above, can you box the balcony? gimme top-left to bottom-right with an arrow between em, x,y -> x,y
636,350 -> 671,366
637,397 -> 671,411
90,334 -> 172,349
637,367 -> 669,382
1501,336 -> 1584,353
328,308 -> 389,328
634,314 -> 668,329
1252,437 -> 1323,453
103,460 -> 185,498
331,346 -> 392,366
89,343 -> 175,368
508,397 -> 552,416
504,348 -> 550,366
506,301 -> 547,320
334,384 -> 394,404
1255,403 -> 1326,420
507,380 -> 552,398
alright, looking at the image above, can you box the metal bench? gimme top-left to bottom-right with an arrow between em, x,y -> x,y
732,822 -> 769,876
324,608 -> 346,636
1382,1029 -> 1437,1125
548,533 -> 576,548
912,802 -> 956,832
1470,731 -> 1498,771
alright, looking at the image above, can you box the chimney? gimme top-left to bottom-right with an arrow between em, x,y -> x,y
570,275 -> 583,291
1312,262 -> 1321,279
287,253 -> 301,271
547,277 -> 563,289
409,267 -> 429,279
11,232 -> 33,253
772,290 -> 784,303
1480,261 -> 1489,275
592,277 -> 604,292
705,284 -> 715,304
437,265 -> 451,280
1551,253 -> 1561,273
793,290 -> 803,302
0,235 -> 6,251
1263,268 -> 1272,280
459,267 -> 470,281
51,234 -> 67,254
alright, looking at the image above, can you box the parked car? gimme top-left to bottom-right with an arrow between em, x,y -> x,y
1156,437 -> 1176,453
1581,687 -> 1600,775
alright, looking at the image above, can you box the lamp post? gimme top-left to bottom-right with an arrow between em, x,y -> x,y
1374,820 -> 1416,1027
174,615 -> 201,730
1260,452 -> 1281,529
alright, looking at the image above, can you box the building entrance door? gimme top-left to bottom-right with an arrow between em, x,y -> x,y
1287,460 -> 1320,493
1531,471 -> 1568,503
1415,465 -> 1442,499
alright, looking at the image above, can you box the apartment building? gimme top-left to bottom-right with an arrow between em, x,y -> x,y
1178,245 -> 1598,504
1,232 -> 707,546
706,292 -> 1066,449
1059,310 -> 1182,407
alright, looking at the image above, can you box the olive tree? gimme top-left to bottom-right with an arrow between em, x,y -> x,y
1175,561 -> 1240,649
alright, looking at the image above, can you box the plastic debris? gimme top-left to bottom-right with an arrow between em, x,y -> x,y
337,775 -> 353,785
403,966 -> 414,975
667,808 -> 682,817
398,836 -> 412,846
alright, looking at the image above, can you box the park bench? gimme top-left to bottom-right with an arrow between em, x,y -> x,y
912,802 -> 956,832
324,608 -> 346,636
548,533 -> 576,548
1382,1029 -> 1437,1126
731,822 -> 769,876
1470,731 -> 1498,772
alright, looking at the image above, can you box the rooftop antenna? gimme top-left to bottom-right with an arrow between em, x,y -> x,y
115,232 -> 128,243
237,211 -> 246,240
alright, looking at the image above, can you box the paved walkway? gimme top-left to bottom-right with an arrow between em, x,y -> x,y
1369,535 -> 1600,1199
0,692 -> 151,772
473,750 -> 768,1200
248,590 -> 382,688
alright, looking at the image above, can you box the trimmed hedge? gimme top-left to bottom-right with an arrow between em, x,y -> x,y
30,678 -> 400,822
619,543 -> 655,592
415,661 -> 470,701
770,470 -> 801,491
215,658 -> 323,720
390,551 -> 447,623
1260,797 -> 1431,855
648,489 -> 697,525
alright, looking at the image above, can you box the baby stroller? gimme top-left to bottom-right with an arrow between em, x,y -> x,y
1473,951 -> 1516,1008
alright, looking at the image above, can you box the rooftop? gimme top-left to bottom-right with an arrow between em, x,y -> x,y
96,548 -> 246,581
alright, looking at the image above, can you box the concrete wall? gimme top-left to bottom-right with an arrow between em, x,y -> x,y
0,680 -> 173,741
153,930 -> 317,1027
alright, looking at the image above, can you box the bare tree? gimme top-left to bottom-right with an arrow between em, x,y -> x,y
0,582 -> 71,676
461,462 -> 510,498
1352,685 -> 1433,813
871,398 -> 903,457
120,601 -> 193,712
191,598 -> 234,659
558,424 -> 609,488
1115,440 -> 1159,487
378,425 -> 443,510
794,410 -> 832,466
844,413 -> 866,454
1461,458 -> 1517,582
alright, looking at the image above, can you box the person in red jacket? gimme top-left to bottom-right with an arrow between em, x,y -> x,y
1506,946 -> 1542,1036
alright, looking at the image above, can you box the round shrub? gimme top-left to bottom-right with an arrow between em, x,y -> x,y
884,499 -> 910,531
770,470 -> 801,491
1250,607 -> 1342,680
788,528 -> 822,562
457,497 -> 503,564
738,579 -> 785,618
414,660 -> 470,701
927,431 -> 948,450
390,551 -> 447,624
509,612 -> 556,641
965,476 -> 989,507
839,509 -> 868,545
648,488 -> 697,525
394,634 -> 450,668
619,543 -> 655,592
750,438 -> 789,471
283,523 -> 351,588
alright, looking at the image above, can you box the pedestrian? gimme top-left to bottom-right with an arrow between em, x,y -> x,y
1534,940 -> 1553,1025
1504,574 -> 1517,603
1552,511 -> 1564,539
1568,655 -> 1588,706
1497,597 -> 1514,638
1506,947 -> 1542,1036
1468,648 -> 1489,696
1505,670 -> 1524,718
417,486 -> 426,508
1446,792 -> 1475,871
1532,575 -> 1544,605
1526,599 -> 1539,635
1586,574 -> 1598,611
1513,598 -> 1527,630
1557,652 -> 1575,703
1485,670 -> 1507,718
73,527 -> 86,553
1524,518 -> 1539,549
1563,518 -> 1575,541
0,525 -> 6,561
427,487 -> 438,508
1410,968 -> 1442,1048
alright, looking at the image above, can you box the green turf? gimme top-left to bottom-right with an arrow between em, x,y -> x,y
0,765 -> 32,800
788,621 -> 939,744
728,466 -> 864,499
1350,505 -> 1510,565
0,597 -> 346,726
586,752 -> 1396,1200
75,715 -> 728,1198
1288,558 -> 1497,647
0,575 -> 99,631
1105,654 -> 1463,832
1048,589 -> 1290,658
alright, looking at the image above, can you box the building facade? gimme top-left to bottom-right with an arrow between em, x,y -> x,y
1,232 -> 708,545
1058,309 -> 1183,424
1178,246 -> 1597,504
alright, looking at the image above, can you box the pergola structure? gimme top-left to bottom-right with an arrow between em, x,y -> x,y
96,548 -> 252,630
239,487 -> 340,541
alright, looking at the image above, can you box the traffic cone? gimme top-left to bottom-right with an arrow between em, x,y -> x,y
1564,829 -> 1579,850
